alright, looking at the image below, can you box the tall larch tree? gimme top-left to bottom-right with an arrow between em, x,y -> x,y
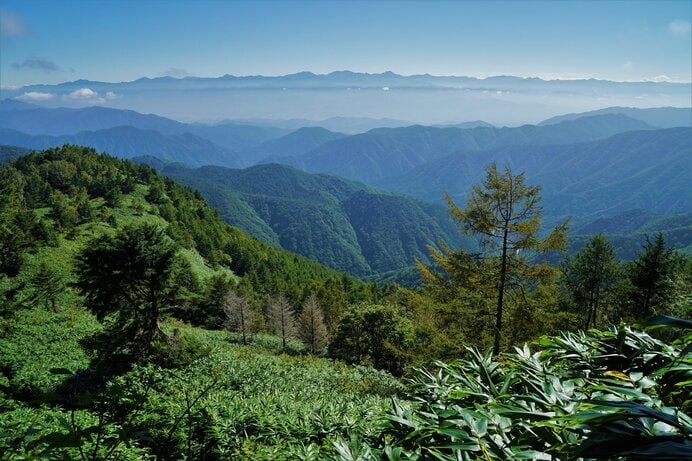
427,163 -> 567,355
267,294 -> 296,351
224,290 -> 258,345
297,295 -> 329,354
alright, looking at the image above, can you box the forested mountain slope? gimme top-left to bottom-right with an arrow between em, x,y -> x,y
379,127 -> 691,216
283,113 -> 653,182
138,160 -> 464,279
244,126 -> 346,164
0,145 -> 370,302
570,210 -> 692,258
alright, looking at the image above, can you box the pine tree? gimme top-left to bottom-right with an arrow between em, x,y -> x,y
75,223 -> 179,362
627,233 -> 679,318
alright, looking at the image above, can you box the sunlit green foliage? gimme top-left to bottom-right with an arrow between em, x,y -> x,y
0,311 -> 403,460
366,319 -> 692,460
2,146 -> 690,460
419,163 -> 568,354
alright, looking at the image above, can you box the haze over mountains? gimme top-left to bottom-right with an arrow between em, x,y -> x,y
5,71 -> 691,124
378,127 -> 691,214
1,92 -> 691,276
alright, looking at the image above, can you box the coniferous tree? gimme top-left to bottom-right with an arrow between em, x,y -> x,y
267,294 -> 296,351
49,190 -> 79,228
223,290 -> 258,345
329,304 -> 413,375
627,233 -> 679,318
564,234 -> 620,329
27,259 -> 66,312
422,163 -> 567,355
195,274 -> 233,329
75,223 -> 180,362
297,295 -> 329,354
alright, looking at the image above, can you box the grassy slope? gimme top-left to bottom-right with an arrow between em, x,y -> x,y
0,304 -> 401,459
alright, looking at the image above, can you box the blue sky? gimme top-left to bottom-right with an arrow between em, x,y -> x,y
1,0 -> 691,87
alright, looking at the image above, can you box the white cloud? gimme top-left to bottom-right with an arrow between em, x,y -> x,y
651,75 -> 672,82
61,88 -> 123,105
16,91 -> 55,101
670,20 -> 691,36
62,87 -> 116,105
621,61 -> 633,70
646,75 -> 691,83
0,8 -> 29,38
66,87 -> 99,100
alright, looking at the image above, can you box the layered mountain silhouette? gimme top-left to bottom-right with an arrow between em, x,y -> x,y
2,99 -> 690,262
378,128 -> 691,218
5,71 -> 689,123
278,114 -> 653,182
0,126 -> 242,167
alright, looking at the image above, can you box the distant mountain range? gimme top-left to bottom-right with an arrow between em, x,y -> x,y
379,127 -> 691,218
279,114 -> 655,182
227,116 -> 413,134
570,210 -> 692,259
242,127 -> 346,166
133,159 -> 465,281
4,71 -> 689,124
0,100 -> 290,158
0,126 -> 242,167
2,100 -> 690,265
539,106 -> 692,129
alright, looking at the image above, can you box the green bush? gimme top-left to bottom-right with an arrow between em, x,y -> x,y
329,304 -> 414,375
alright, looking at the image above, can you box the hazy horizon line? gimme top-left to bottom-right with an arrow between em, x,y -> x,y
4,69 -> 691,89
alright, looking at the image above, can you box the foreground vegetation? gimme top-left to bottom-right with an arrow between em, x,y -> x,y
1,146 -> 690,459
2,304 -> 689,459
0,306 -> 401,459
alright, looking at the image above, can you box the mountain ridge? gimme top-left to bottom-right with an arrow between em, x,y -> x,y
5,71 -> 689,125
0,126 -> 242,167
539,106 -> 692,128
377,127 -> 692,219
281,113 -> 654,182
136,158 -> 465,280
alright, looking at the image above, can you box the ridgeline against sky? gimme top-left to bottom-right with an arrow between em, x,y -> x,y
2,0 -> 690,87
